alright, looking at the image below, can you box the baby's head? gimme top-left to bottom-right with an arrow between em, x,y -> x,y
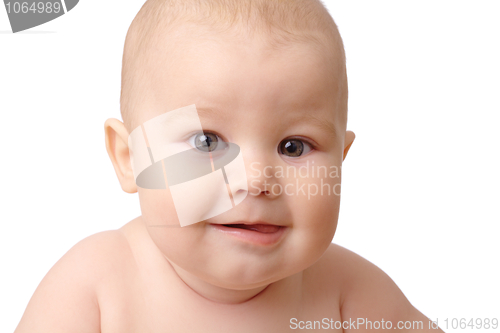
106,0 -> 355,302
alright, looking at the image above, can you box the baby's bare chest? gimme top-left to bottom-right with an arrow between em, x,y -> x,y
97,273 -> 343,333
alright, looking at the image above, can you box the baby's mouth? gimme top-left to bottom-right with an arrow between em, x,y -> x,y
220,223 -> 281,233
209,222 -> 287,246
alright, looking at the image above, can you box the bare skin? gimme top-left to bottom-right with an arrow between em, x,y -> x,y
14,220 -> 440,333
14,25 -> 444,333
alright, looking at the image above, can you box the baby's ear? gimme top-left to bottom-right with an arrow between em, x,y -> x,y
104,118 -> 137,193
343,130 -> 355,161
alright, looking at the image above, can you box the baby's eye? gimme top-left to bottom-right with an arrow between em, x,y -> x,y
278,138 -> 313,157
188,132 -> 227,152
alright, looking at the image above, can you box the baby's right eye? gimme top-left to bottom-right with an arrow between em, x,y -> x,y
188,132 -> 227,152
278,138 -> 313,157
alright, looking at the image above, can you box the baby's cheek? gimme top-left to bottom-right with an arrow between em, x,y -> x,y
289,173 -> 341,237
137,187 -> 204,258
138,187 -> 181,227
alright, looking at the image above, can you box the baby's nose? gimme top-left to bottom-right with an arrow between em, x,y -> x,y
242,150 -> 282,199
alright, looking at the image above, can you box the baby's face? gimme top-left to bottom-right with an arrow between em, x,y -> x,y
134,25 -> 347,292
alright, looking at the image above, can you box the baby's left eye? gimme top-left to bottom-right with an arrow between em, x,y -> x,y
278,138 -> 313,157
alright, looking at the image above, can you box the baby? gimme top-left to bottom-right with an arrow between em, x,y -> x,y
15,0 -> 444,332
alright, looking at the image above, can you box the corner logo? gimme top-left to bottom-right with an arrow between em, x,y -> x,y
3,0 -> 79,33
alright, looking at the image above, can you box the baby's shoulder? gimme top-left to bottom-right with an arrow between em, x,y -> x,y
304,243 -> 384,290
40,228 -> 134,294
14,229 -> 132,333
307,243 -> 438,332
55,228 -> 134,282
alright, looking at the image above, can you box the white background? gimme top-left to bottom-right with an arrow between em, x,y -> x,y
1,1 -> 499,332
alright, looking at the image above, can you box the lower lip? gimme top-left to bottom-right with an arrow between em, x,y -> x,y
209,224 -> 287,246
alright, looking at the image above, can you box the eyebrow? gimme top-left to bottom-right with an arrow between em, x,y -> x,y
195,106 -> 229,120
150,106 -> 226,127
294,112 -> 338,138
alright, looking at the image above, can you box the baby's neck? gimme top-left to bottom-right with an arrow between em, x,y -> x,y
165,258 -> 304,305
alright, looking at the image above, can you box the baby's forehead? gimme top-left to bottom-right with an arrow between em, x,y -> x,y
131,37 -> 344,136
151,24 -> 340,91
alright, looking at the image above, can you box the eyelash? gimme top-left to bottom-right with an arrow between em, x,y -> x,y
285,137 -> 316,150
187,130 -> 224,140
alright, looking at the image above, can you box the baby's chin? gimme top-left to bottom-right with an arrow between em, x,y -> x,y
172,246 -> 314,291
200,245 -> 330,292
